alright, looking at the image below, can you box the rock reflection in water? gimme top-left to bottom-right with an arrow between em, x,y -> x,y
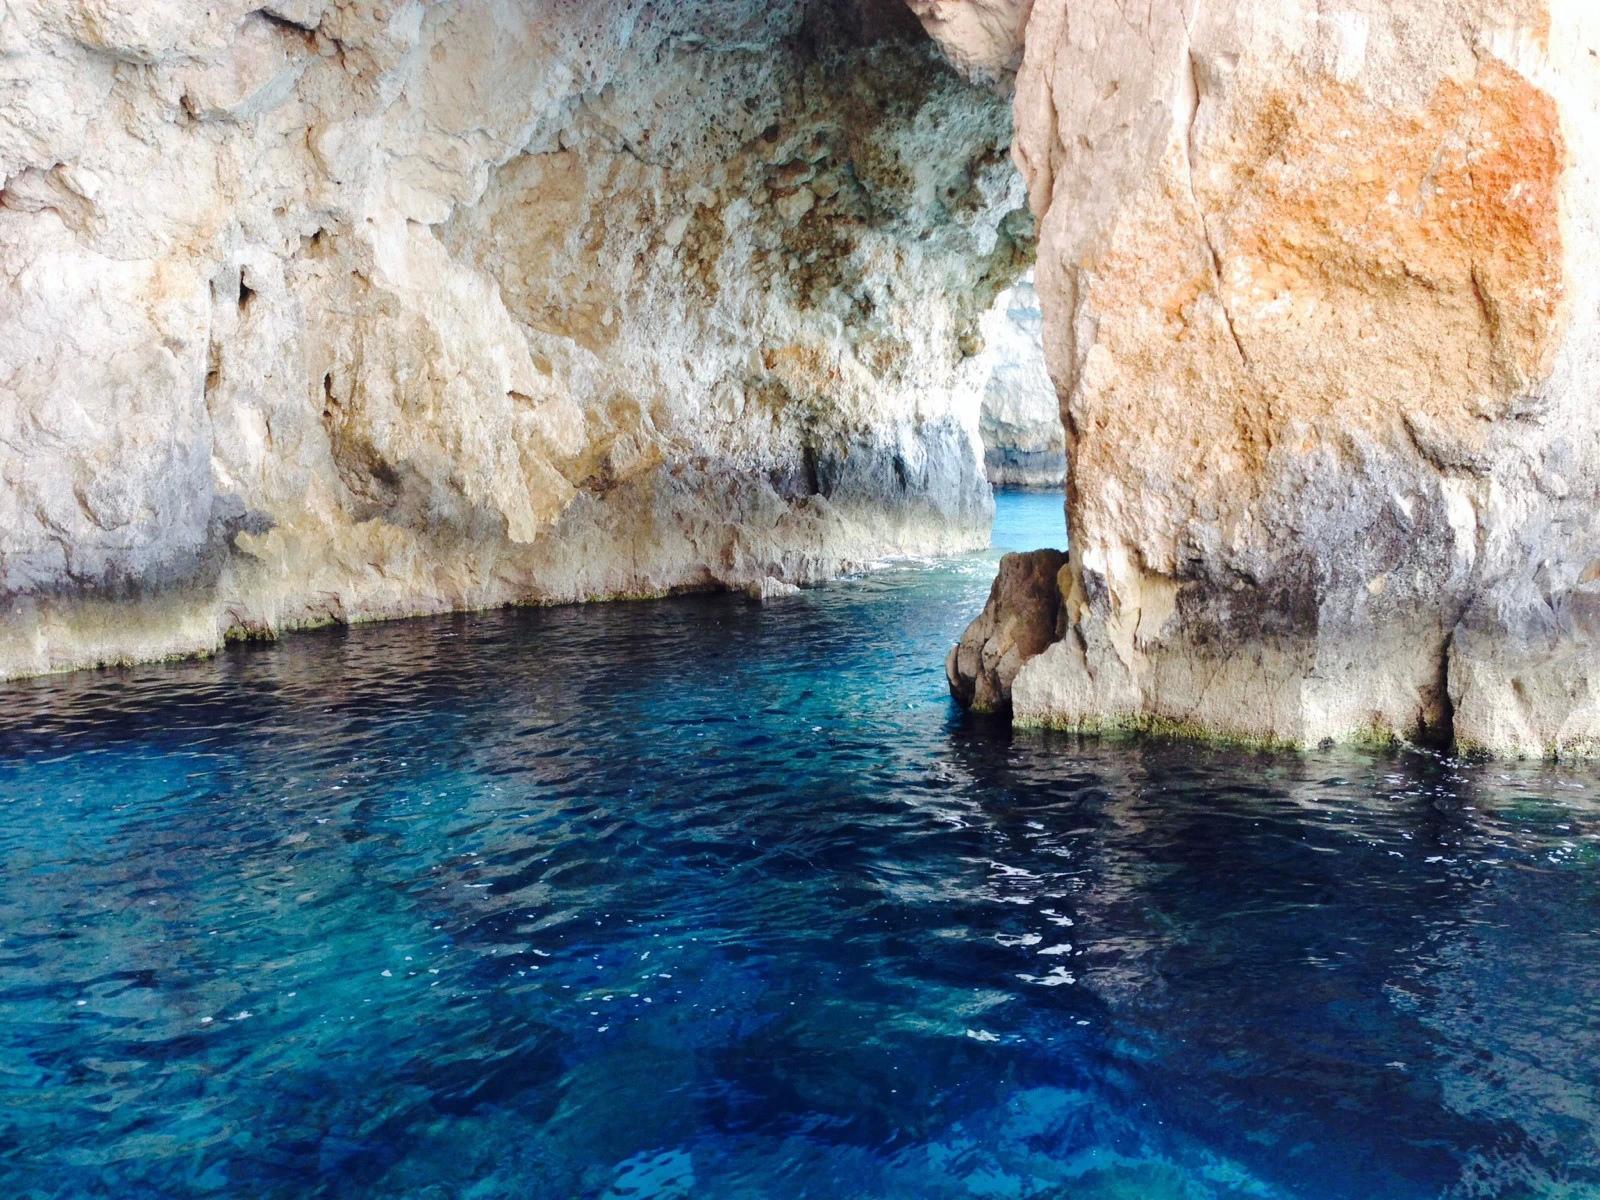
0,493 -> 1597,1199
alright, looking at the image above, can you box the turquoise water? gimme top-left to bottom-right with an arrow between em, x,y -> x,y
4,491 -> 1600,1199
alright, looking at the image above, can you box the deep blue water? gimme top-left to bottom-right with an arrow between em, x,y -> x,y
3,491 -> 1600,1199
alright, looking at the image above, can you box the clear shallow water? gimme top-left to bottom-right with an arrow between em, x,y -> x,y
3,491 -> 1600,1199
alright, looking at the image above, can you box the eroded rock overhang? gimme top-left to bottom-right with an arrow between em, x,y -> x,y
0,0 -> 1034,679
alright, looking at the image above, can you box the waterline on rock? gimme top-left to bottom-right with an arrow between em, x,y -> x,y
1,493 -> 1598,1199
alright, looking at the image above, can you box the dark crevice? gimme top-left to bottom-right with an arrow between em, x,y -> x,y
1436,627 -> 1458,750
800,443 -> 821,496
254,7 -> 319,36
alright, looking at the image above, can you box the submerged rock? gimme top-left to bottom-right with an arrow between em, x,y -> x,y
946,548 -> 1066,714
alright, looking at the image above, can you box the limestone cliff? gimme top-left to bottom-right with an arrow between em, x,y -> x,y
971,275 -> 1063,487
941,0 -> 1600,758
0,0 -> 1030,678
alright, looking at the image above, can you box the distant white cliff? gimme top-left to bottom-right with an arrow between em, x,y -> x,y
972,276 -> 1063,489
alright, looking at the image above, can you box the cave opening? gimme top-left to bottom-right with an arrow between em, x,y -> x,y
967,270 -> 1063,493
6,2 -> 1600,1194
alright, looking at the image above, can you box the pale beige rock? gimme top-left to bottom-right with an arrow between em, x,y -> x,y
744,576 -> 801,603
906,0 -> 1031,86
0,0 -> 1031,680
939,0 -> 1600,756
971,274 -> 1062,487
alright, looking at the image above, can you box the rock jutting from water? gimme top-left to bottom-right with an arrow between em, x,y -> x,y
9,0 -> 1599,760
0,0 -> 1031,680
945,547 -> 1067,714
935,0 -> 1600,758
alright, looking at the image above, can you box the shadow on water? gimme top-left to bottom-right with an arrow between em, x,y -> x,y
1,492 -> 1599,1198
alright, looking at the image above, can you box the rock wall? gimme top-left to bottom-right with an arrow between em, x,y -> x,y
971,275 -> 1064,487
940,1 -> 1600,757
0,0 -> 1030,679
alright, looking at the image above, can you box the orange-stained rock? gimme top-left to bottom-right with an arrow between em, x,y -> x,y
930,0 -> 1600,756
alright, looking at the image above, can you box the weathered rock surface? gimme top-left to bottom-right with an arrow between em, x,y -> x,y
906,0 -> 1031,87
937,0 -> 1600,757
972,275 -> 1063,487
946,547 -> 1067,713
13,0 -> 1596,760
0,0 -> 1030,680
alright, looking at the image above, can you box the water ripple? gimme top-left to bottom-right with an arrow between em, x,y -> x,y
2,494 -> 1599,1198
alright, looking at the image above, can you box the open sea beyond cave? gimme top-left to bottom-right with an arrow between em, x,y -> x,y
3,491 -> 1600,1199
